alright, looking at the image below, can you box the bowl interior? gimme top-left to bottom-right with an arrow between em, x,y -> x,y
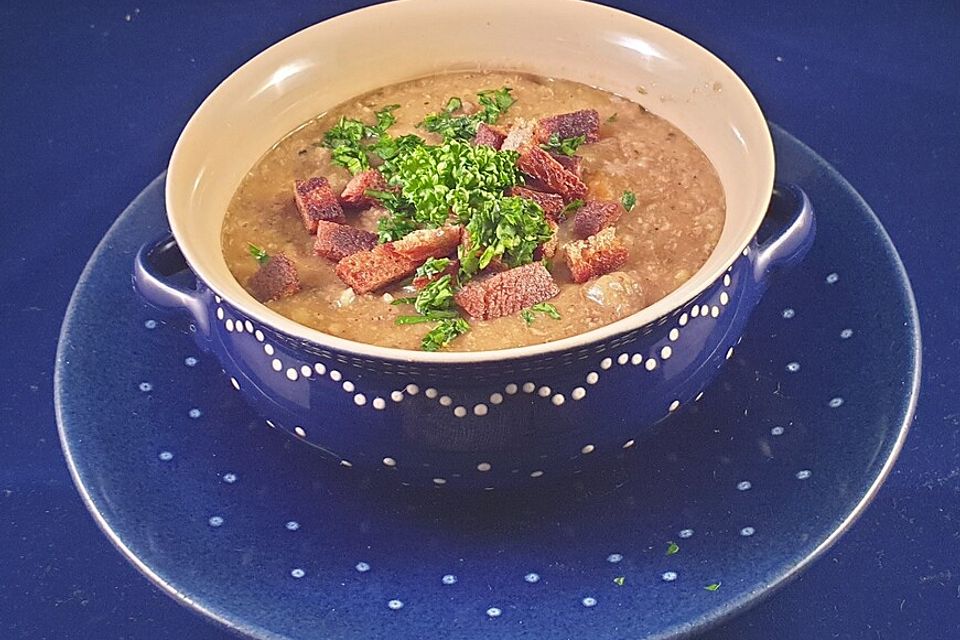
166,0 -> 774,362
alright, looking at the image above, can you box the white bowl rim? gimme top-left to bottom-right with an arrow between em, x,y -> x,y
166,0 -> 774,364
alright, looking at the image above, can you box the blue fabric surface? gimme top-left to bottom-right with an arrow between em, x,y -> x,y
1,1 -> 956,639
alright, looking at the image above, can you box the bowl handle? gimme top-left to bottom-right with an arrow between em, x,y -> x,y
134,233 -> 209,334
752,183 -> 816,286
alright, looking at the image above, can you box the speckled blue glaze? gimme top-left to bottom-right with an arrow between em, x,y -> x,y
133,186 -> 813,488
55,126 -> 919,640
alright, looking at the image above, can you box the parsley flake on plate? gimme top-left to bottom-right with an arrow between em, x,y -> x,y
621,190 -> 637,212
666,541 -> 679,556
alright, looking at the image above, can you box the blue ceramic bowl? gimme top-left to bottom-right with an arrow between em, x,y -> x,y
133,0 -> 815,488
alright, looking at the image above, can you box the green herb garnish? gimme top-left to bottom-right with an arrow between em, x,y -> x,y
531,302 -> 561,320
421,87 -> 515,141
321,105 -> 401,174
376,139 -> 524,243
391,271 -> 467,349
705,582 -> 721,592
444,96 -> 462,112
413,274 -> 456,315
415,257 -> 451,280
476,87 -> 515,123
621,190 -> 637,212
395,315 -> 437,325
370,104 -> 400,135
540,133 -> 586,156
247,243 -> 269,265
460,196 -> 553,277
666,541 -> 679,556
421,317 -> 470,351
613,576 -> 626,587
520,302 -> 561,324
370,133 -> 424,169
607,113 -> 619,123
321,117 -> 368,173
395,311 -> 459,325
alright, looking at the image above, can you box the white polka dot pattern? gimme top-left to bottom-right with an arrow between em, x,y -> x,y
206,264 -> 738,449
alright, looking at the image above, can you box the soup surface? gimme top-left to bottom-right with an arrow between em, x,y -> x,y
221,71 -> 725,351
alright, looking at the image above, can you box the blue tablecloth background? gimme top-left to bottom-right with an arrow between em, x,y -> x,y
1,2 -> 957,638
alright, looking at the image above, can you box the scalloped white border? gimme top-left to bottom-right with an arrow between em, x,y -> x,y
215,264 -> 737,481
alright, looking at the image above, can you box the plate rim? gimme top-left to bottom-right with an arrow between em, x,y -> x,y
54,125 -> 922,640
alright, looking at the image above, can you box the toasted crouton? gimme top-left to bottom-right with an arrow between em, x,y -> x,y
334,226 -> 461,293
573,200 -> 624,238
314,221 -> 378,262
534,220 -> 560,261
294,177 -> 345,232
473,123 -> 507,149
550,153 -> 583,177
536,109 -> 600,143
390,225 -> 461,263
508,186 -> 566,222
335,245 -> 416,294
339,169 -> 390,208
248,253 -> 301,302
500,118 -> 537,152
516,143 -> 588,203
455,262 -> 559,320
562,227 -> 629,284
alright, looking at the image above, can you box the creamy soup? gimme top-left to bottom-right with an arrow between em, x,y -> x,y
221,71 -> 724,351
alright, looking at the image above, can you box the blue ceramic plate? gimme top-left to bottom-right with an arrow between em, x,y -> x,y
56,126 -> 919,640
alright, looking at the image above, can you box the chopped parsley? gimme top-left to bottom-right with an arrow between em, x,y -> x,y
376,139 -> 524,243
521,302 -> 561,324
371,104 -> 400,134
247,243 -> 269,265
606,112 -> 619,123
444,96 -> 462,112
621,190 -> 637,212
413,274 -> 456,315
395,311 -> 459,324
460,196 -> 553,277
370,133 -> 424,168
476,87 -> 516,123
540,133 -> 586,156
391,271 -> 468,350
421,87 -> 515,141
531,302 -> 561,319
666,541 -> 679,556
321,105 -> 401,174
415,257 -> 451,280
422,317 -> 470,351
705,582 -> 721,592
613,576 -> 626,587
